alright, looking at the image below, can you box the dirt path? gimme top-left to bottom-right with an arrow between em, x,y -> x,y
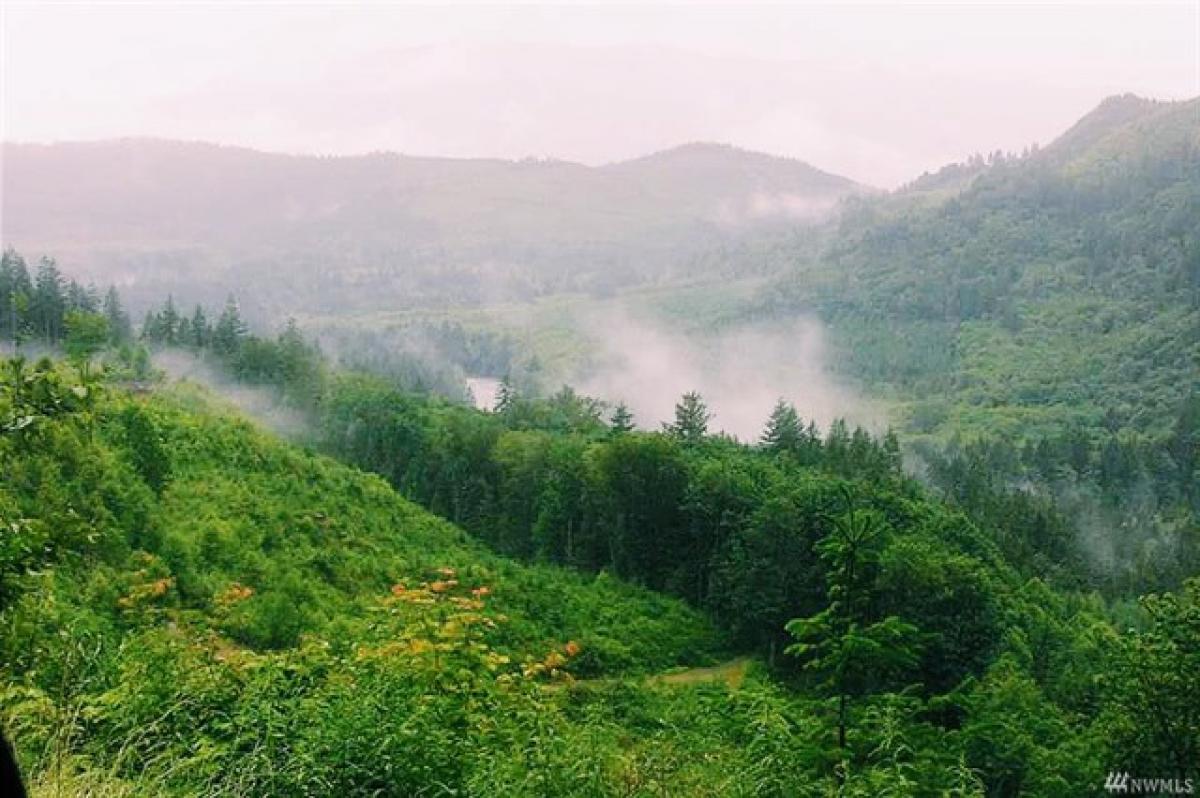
649,657 -> 752,690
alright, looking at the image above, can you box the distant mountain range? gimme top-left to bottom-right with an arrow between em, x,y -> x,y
3,94 -> 1195,323
1,137 -> 863,313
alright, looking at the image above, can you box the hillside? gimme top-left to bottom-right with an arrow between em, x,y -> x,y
0,139 -> 863,315
0,368 -> 766,795
766,94 -> 1200,441
3,355 -> 1198,794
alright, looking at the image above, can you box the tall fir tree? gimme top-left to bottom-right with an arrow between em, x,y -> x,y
159,295 -> 180,346
189,305 -> 210,349
666,391 -> 710,443
213,295 -> 248,355
493,374 -> 517,415
761,398 -> 803,453
31,257 -> 66,343
786,499 -> 921,763
102,286 -> 133,345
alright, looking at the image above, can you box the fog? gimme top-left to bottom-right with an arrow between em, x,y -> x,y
5,3 -> 1196,187
467,377 -> 502,412
575,310 -> 876,441
153,349 -> 310,440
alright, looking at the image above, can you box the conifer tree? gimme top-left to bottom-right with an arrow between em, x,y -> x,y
140,310 -> 160,343
189,305 -> 210,349
610,402 -> 635,435
665,391 -> 710,443
493,374 -> 517,415
213,295 -> 248,356
159,295 -> 180,346
102,286 -> 132,344
31,258 -> 65,343
786,495 -> 921,764
1,251 -> 33,345
761,398 -> 803,452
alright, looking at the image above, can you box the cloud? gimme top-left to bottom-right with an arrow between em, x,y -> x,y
575,308 -> 878,441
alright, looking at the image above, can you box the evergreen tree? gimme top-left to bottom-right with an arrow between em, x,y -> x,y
882,429 -> 902,474
0,250 -> 32,344
31,258 -> 66,343
610,402 -> 635,436
494,374 -> 517,415
786,497 -> 922,764
761,399 -> 803,453
102,286 -> 133,345
189,305 -> 210,349
140,310 -> 161,343
213,295 -> 248,356
666,391 -> 710,443
65,280 -> 99,313
175,315 -> 192,347
159,295 -> 180,346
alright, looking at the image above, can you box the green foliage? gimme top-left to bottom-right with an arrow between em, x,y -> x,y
1102,578 -> 1200,783
786,504 -> 922,756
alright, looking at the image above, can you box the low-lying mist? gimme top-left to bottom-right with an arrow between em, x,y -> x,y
153,349 -> 311,440
574,310 -> 878,441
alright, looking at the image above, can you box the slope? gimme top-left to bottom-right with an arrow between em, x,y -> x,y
1,367 -> 784,796
766,94 -> 1200,442
5,356 -> 1197,795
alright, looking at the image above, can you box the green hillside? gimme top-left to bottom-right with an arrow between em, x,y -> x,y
0,367 -> 751,795
767,95 -> 1200,442
3,357 -> 1198,796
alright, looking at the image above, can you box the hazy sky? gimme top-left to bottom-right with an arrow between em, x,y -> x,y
3,2 -> 1198,186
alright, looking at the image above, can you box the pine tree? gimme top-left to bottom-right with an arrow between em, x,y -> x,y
175,315 -> 192,346
786,495 -> 921,764
31,258 -> 65,343
159,295 -> 180,346
882,429 -> 902,474
189,305 -> 210,349
610,402 -> 635,435
665,391 -> 710,443
102,286 -> 133,344
213,295 -> 248,356
140,310 -> 161,343
0,249 -> 25,343
494,374 -> 517,415
761,399 -> 803,452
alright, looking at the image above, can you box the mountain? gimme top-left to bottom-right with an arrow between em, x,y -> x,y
765,94 -> 1200,442
0,138 -> 865,315
1039,93 -> 1182,163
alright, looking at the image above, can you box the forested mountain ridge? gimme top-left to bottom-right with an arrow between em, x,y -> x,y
1,138 -> 863,313
767,93 -> 1199,441
747,94 -> 1200,596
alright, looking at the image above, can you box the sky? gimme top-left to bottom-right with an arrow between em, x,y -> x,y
2,2 -> 1198,187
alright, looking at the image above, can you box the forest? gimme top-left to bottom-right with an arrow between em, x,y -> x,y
2,232 -> 1199,794
1,93 -> 1199,797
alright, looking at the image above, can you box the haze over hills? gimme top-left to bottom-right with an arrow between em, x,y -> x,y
1,138 -> 863,314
